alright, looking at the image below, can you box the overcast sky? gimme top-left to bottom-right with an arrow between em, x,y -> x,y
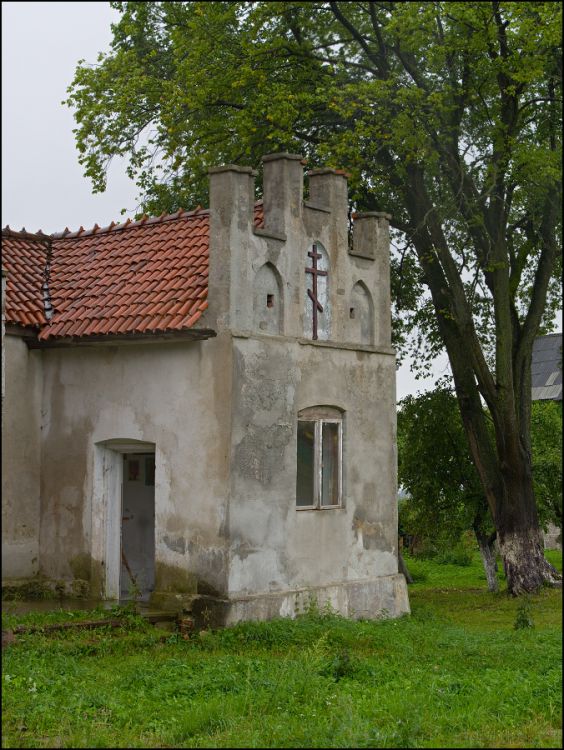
3,2 -> 557,400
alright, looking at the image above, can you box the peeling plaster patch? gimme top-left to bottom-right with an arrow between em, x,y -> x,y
163,534 -> 186,554
186,542 -> 228,591
234,423 -> 293,484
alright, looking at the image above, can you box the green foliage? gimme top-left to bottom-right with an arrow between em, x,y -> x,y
531,400 -> 563,530
432,534 -> 475,567
398,387 -> 563,558
2,552 -> 561,748
65,2 -> 562,365
398,385 -> 494,553
514,595 -> 535,630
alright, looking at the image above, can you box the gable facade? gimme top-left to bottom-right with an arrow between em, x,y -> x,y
2,153 -> 409,624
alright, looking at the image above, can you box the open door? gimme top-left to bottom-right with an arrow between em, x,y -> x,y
120,452 -> 156,601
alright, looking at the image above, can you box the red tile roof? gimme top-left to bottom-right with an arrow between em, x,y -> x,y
2,204 -> 265,341
2,229 -> 50,329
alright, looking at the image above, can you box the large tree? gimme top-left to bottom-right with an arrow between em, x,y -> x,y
66,1 -> 562,593
398,387 -> 563,592
398,386 -> 499,592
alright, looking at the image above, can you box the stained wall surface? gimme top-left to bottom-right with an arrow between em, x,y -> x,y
229,334 -> 399,597
2,335 -> 42,578
37,335 -> 233,598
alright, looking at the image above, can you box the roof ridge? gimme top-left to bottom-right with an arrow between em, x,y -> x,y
2,226 -> 51,242
4,201 -> 265,243
50,206 -> 211,240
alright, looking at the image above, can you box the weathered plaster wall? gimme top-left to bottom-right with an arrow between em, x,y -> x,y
2,334 -> 42,578
205,154 -> 408,621
38,334 -> 233,598
228,335 -> 401,610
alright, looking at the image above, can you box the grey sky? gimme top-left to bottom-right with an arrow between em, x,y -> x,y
2,2 -> 558,400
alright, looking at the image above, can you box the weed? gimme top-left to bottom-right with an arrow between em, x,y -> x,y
319,647 -> 358,681
514,595 -> 535,630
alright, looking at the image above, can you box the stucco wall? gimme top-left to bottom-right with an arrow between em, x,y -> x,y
2,334 -> 42,578
3,153 -> 408,621
38,335 -> 233,596
228,334 -> 398,598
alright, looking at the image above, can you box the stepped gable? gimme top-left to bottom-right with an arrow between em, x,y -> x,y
2,204 -> 264,340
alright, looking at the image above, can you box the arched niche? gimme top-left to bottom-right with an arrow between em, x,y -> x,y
304,241 -> 330,341
253,262 -> 283,334
348,280 -> 374,345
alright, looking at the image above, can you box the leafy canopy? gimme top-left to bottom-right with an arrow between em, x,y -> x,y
397,385 -> 492,549
398,386 -> 563,546
66,2 -> 562,368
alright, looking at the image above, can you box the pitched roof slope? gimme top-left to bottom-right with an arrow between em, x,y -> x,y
2,229 -> 50,329
2,205 -> 264,341
45,209 -> 210,340
532,333 -> 562,401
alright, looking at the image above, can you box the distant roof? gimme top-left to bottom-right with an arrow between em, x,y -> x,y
532,333 -> 562,401
2,204 -> 264,342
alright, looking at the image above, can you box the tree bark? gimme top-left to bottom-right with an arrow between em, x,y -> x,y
473,525 -> 498,593
493,460 -> 561,594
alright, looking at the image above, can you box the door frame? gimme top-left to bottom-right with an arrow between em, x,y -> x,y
93,439 -> 155,599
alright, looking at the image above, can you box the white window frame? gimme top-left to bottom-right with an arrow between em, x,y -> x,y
296,417 -> 343,510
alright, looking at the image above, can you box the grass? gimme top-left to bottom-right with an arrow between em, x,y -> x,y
2,550 -> 561,748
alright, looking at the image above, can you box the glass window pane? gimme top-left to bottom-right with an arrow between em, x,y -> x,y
296,421 -> 315,507
321,422 -> 340,506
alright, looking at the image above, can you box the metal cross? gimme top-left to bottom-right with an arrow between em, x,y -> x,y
305,243 -> 327,340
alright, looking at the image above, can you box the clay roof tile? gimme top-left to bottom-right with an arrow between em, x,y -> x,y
2,203 -> 262,340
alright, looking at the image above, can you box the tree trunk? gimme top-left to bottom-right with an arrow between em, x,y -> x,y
493,449 -> 561,595
497,529 -> 560,595
473,526 -> 499,593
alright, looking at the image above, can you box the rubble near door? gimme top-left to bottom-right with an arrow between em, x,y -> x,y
120,452 -> 155,601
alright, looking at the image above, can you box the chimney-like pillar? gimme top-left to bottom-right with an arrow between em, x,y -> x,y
262,153 -> 304,237
208,164 -> 257,330
307,168 -> 349,226
351,211 -> 392,345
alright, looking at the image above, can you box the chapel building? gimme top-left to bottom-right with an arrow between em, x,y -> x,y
1,153 -> 410,624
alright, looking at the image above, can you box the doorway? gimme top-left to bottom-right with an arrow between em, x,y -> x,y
120,452 -> 156,601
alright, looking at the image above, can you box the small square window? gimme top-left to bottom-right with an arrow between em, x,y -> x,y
296,416 -> 342,509
267,294 -> 274,308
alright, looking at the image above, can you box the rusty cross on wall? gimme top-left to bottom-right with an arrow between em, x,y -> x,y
305,243 -> 327,340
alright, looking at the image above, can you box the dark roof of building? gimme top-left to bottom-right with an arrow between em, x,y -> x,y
2,204 -> 264,341
532,333 -> 562,401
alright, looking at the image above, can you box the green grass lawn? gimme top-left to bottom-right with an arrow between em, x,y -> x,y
2,551 -> 561,749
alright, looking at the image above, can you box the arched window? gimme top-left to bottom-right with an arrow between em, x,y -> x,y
304,242 -> 330,340
348,281 -> 374,345
296,406 -> 343,509
253,262 -> 283,334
